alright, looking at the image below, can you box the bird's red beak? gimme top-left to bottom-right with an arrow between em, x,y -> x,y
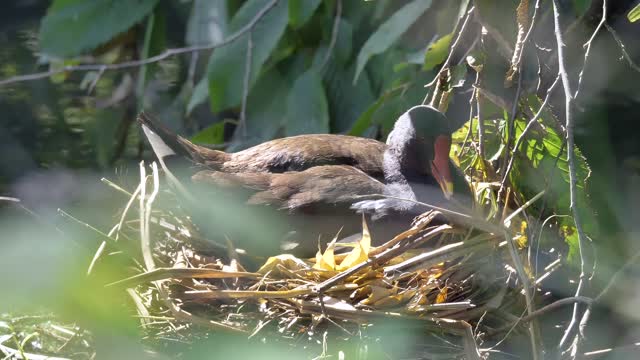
430,135 -> 454,199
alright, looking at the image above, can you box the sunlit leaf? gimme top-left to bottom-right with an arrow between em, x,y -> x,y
337,216 -> 371,271
629,3 -> 640,22
353,0 -> 433,83
423,33 -> 452,71
257,254 -> 310,275
314,238 -> 337,271
361,285 -> 396,306
40,0 -> 159,57
435,286 -> 448,304
207,0 -> 288,112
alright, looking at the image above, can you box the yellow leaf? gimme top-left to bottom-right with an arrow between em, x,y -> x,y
257,254 -> 310,275
360,285 -> 396,305
515,220 -> 528,248
337,215 -> 371,271
435,286 -> 448,304
313,235 -> 338,271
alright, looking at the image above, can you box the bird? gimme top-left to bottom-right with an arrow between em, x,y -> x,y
138,105 -> 470,256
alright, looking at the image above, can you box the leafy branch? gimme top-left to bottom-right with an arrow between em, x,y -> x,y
0,0 -> 279,87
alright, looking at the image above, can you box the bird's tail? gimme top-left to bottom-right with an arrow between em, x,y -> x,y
137,112 -> 228,168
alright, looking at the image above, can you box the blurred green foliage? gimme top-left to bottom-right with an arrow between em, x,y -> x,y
3,0 -> 640,358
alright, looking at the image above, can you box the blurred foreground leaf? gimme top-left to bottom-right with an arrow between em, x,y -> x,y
629,3 -> 640,22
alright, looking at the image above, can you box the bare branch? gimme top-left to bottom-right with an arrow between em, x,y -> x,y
474,72 -> 485,161
487,296 -> 593,336
576,244 -> 640,348
604,22 -> 640,73
422,6 -> 476,104
497,0 -> 543,199
552,0 -> 589,355
0,0 -> 280,87
575,0 -> 607,99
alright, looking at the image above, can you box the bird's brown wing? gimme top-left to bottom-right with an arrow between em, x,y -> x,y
191,165 -> 385,213
222,135 -> 386,178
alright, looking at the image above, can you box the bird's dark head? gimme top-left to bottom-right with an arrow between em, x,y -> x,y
385,105 -> 454,199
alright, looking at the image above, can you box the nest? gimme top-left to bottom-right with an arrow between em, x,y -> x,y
96,162 -> 562,359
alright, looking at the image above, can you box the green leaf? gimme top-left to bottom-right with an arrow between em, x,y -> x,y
289,0 -> 322,28
87,110 -> 121,168
628,3 -> 640,22
348,93 -> 392,136
136,6 -> 166,109
286,69 -> 329,136
509,106 -> 595,261
187,77 -> 209,115
454,93 -> 595,261
333,18 -> 354,65
40,0 -> 159,57
353,0 -> 433,83
186,0 -> 228,46
322,63 -> 375,132
227,69 -> 290,151
450,63 -> 467,88
207,0 -> 288,112
191,121 -> 227,145
423,33 -> 452,71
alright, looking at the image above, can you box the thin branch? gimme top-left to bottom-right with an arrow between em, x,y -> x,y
319,0 -> 342,71
0,0 -> 280,87
505,0 -> 533,85
503,226 -> 540,360
604,22 -> 640,73
575,0 -> 607,99
498,0 -> 543,199
515,0 -> 543,76
552,1 -> 589,355
239,32 -> 253,138
487,296 -> 593,336
502,67 -> 523,172
474,72 -> 485,161
499,75 -> 560,192
422,6 -> 475,104
576,246 -> 640,347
